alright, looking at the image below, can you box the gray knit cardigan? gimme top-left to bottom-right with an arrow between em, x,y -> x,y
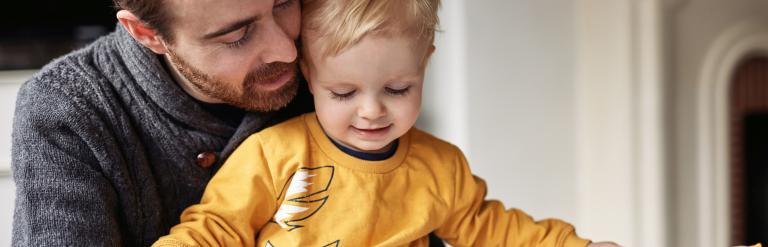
11,25 -> 313,246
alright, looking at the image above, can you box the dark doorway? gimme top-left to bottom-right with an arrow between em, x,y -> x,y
744,113 -> 768,244
729,55 -> 768,245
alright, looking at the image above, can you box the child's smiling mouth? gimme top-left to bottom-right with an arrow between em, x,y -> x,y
350,124 -> 392,139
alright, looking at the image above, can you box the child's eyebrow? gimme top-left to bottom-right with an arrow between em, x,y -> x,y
313,78 -> 358,86
383,74 -> 423,84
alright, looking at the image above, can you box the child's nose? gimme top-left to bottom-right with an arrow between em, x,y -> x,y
357,98 -> 386,121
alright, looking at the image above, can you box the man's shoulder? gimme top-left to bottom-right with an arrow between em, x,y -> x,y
17,31 -> 127,115
29,33 -> 119,91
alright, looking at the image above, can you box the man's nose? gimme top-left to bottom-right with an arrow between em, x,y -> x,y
258,19 -> 297,64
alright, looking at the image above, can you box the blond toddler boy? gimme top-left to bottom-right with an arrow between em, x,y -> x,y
154,0 -> 619,246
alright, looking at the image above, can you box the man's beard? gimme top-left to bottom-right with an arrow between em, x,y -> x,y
166,50 -> 299,112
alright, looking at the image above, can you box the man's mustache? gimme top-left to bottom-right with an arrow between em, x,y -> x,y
246,61 -> 298,83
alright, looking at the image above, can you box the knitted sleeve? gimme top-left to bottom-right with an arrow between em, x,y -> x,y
11,71 -> 123,246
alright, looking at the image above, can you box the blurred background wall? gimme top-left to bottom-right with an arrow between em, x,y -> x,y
422,0 -> 581,235
2,0 -> 768,246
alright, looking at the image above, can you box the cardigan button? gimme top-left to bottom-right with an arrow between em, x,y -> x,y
196,152 -> 217,168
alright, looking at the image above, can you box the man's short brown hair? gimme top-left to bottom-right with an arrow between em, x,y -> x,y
113,0 -> 175,42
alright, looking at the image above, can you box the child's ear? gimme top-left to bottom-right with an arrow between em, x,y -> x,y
299,59 -> 314,94
428,44 -> 436,58
421,44 -> 436,67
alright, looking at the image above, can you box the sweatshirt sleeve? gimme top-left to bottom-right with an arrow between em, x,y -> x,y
154,135 -> 278,247
435,147 -> 591,247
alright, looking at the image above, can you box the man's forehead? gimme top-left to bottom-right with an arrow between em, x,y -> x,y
166,0 -> 273,35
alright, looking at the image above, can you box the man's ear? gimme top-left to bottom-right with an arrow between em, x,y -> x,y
116,10 -> 169,54
299,59 -> 314,94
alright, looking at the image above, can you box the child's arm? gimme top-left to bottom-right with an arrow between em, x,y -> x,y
435,147 -> 591,247
589,242 -> 622,247
153,135 -> 278,247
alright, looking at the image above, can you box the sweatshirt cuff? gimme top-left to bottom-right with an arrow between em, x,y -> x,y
562,234 -> 592,247
152,237 -> 196,247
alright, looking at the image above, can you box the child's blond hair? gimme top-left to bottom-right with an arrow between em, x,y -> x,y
302,0 -> 440,57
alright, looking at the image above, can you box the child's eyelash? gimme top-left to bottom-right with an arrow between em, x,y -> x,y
329,86 -> 409,101
385,86 -> 410,96
331,90 -> 356,101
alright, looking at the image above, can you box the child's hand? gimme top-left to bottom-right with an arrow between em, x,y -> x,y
588,242 -> 621,247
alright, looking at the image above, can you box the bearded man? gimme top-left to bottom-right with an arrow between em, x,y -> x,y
11,0 -> 312,245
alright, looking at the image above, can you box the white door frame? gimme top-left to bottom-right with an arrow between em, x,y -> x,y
695,18 -> 768,247
575,0 -> 666,246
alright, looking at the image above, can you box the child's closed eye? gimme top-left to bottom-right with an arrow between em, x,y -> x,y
385,86 -> 410,96
330,90 -> 356,101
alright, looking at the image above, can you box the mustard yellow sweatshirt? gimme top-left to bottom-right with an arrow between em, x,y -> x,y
154,113 -> 591,247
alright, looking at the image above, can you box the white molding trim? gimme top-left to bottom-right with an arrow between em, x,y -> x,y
696,18 -> 768,247
434,0 -> 468,154
0,70 -> 36,84
575,0 -> 666,246
0,161 -> 9,177
634,1 -> 667,246
0,70 -> 31,177
662,0 -> 690,14
0,165 -> 9,178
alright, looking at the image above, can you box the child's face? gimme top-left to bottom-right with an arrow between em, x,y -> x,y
301,34 -> 431,153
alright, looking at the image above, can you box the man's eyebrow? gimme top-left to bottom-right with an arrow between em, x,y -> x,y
202,16 -> 259,40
